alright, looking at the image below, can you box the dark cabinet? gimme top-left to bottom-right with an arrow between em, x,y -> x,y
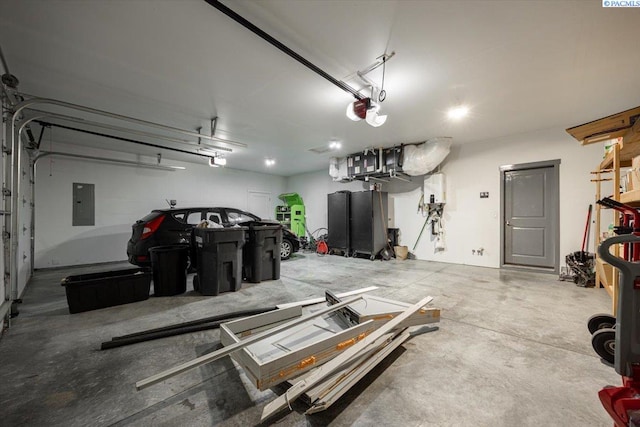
328,191 -> 351,251
327,190 -> 389,259
350,190 -> 388,259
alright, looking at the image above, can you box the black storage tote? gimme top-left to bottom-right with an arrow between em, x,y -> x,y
61,268 -> 151,314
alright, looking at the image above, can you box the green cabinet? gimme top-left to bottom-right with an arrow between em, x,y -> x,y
276,193 -> 306,237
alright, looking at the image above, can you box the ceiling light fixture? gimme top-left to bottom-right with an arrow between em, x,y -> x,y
265,158 -> 276,167
447,105 -> 469,121
329,140 -> 342,150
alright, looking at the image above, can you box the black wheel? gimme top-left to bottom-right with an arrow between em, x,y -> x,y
370,255 -> 375,261
280,239 -> 292,260
591,328 -> 615,364
352,251 -> 358,258
193,274 -> 200,292
587,313 -> 616,334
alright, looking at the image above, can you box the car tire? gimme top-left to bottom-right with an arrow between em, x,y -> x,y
281,239 -> 293,260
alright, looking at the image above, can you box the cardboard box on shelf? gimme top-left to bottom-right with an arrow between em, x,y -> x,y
626,170 -> 634,192
632,156 -> 640,190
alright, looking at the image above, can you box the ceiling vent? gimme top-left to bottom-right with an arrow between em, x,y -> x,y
309,146 -> 331,154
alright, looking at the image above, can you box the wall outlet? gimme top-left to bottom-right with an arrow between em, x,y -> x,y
480,192 -> 489,198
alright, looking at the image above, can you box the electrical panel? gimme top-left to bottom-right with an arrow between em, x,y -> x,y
72,183 -> 95,226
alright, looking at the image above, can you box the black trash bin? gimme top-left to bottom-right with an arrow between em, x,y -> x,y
193,227 -> 246,296
243,224 -> 282,283
149,245 -> 189,296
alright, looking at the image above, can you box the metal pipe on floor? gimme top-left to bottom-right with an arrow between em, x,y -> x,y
101,308 -> 277,350
101,320 -> 227,350
109,307 -> 278,342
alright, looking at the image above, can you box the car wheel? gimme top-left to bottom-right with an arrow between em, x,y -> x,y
281,239 -> 293,260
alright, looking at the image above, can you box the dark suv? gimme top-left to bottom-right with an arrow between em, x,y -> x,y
127,207 -> 300,267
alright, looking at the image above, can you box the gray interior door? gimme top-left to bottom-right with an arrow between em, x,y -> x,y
504,165 -> 557,269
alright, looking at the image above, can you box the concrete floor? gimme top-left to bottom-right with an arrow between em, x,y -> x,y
0,253 -> 619,426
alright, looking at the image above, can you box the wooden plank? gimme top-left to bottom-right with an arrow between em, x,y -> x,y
612,144 -> 621,312
626,117 -> 640,144
619,190 -> 640,206
595,170 -> 602,288
135,295 -> 364,391
260,296 -> 432,421
600,152 -> 614,170
304,330 -> 411,414
566,106 -> 640,144
583,129 -> 629,145
596,258 -> 612,294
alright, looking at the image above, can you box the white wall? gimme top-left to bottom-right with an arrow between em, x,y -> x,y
34,143 -> 286,268
286,128 -> 603,268
33,127 -> 604,270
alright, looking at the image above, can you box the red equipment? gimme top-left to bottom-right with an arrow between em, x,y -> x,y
316,240 -> 329,255
596,197 -> 640,261
599,366 -> 640,426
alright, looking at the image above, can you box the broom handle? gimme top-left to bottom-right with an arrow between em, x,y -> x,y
582,204 -> 592,253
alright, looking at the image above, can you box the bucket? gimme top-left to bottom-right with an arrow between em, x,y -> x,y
394,245 -> 409,260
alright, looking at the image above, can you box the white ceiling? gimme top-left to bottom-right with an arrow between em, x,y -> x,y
1,0 -> 639,176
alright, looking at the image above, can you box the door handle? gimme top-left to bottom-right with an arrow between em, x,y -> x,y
506,221 -> 512,226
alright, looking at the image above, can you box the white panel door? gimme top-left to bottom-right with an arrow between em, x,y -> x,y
248,191 -> 272,220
